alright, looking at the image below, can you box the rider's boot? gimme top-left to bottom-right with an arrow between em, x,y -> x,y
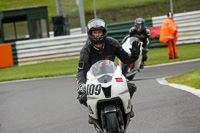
140,62 -> 144,69
94,124 -> 101,132
130,104 -> 135,118
89,118 -> 101,132
127,82 -> 137,98
127,82 -> 136,118
130,109 -> 135,118
88,116 -> 93,124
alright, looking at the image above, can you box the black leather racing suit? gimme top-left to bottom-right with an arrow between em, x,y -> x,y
76,37 -> 138,104
76,37 -> 139,84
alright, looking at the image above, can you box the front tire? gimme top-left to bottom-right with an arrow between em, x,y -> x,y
106,112 -> 120,133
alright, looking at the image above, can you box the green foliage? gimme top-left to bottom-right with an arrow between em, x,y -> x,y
82,0 -> 166,12
1,0 -> 200,29
62,0 -> 200,28
146,44 -> 200,65
166,69 -> 200,89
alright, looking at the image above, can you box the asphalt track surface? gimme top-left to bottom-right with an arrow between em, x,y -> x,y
0,59 -> 199,133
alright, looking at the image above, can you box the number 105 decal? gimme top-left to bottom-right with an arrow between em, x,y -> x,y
87,84 -> 101,95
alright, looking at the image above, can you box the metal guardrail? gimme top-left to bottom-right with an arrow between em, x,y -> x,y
107,18 -> 153,42
152,10 -> 200,26
15,34 -> 87,65
107,18 -> 153,31
49,27 -> 87,37
13,10 -> 200,66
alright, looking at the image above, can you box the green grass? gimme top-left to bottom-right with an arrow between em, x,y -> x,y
0,59 -> 79,82
61,0 -> 199,15
145,44 -> 200,65
68,0 -> 166,12
0,44 -> 199,82
166,69 -> 200,89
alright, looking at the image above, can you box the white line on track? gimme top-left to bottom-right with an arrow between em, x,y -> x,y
0,75 -> 76,85
144,58 -> 200,68
157,78 -> 200,98
153,58 -> 200,98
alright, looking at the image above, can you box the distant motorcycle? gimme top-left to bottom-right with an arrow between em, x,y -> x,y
119,36 -> 143,80
86,60 -> 133,133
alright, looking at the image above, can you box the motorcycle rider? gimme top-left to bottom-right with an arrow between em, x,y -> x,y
76,18 -> 141,121
122,18 -> 151,69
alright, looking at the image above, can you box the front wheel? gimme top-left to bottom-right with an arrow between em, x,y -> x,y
106,112 -> 120,133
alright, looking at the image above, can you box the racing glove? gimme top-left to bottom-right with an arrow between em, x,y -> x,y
77,82 -> 86,94
129,40 -> 141,60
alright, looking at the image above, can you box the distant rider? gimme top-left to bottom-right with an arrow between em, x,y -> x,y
122,18 -> 151,69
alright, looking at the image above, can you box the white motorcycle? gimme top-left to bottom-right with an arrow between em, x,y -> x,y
119,36 -> 143,80
86,60 -> 133,133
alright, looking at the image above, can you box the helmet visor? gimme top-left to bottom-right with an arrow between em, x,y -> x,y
88,19 -> 106,29
136,24 -> 142,31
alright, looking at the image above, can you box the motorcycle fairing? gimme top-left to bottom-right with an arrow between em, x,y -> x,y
86,65 -> 131,119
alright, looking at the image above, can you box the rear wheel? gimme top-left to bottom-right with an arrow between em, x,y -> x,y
106,112 -> 120,133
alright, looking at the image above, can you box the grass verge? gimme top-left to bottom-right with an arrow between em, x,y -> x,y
145,44 -> 200,65
0,44 -> 199,82
166,69 -> 200,89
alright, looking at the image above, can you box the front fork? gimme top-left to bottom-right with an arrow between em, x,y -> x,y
100,105 -> 127,133
90,104 -> 131,133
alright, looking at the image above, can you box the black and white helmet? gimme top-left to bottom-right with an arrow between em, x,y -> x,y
87,18 -> 107,45
167,12 -> 173,19
134,18 -> 145,32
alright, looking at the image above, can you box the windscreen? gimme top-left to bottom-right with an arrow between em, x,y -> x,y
89,60 -> 117,77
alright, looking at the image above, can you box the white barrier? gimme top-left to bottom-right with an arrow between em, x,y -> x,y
15,33 -> 87,65
49,27 -> 87,37
152,10 -> 200,26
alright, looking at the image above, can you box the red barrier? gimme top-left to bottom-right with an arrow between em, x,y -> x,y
149,27 -> 161,39
0,43 -> 14,68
